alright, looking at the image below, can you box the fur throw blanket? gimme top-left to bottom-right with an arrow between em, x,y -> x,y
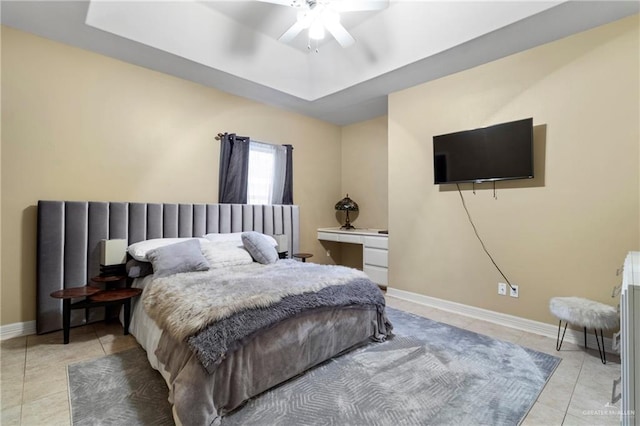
143,260 -> 369,341
188,278 -> 390,373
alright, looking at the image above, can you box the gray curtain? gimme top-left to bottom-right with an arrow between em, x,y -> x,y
282,144 -> 293,205
218,133 -> 250,204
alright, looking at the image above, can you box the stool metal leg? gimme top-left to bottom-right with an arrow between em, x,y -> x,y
556,320 -> 568,351
594,328 -> 607,364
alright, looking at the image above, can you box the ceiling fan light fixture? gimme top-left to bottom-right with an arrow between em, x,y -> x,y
296,10 -> 312,28
309,21 -> 325,40
268,0 -> 388,48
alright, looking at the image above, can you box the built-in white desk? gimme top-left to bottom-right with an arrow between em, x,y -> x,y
317,227 -> 388,286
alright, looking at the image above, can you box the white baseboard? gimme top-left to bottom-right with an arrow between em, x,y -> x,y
0,321 -> 36,341
387,287 -> 616,355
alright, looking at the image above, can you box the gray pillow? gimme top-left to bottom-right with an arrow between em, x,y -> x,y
242,232 -> 279,265
125,258 -> 154,278
146,239 -> 210,278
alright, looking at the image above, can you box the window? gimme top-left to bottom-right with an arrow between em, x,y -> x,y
218,133 -> 292,205
247,141 -> 287,205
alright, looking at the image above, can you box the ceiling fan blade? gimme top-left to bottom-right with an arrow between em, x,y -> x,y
333,0 -> 388,12
255,0 -> 297,7
279,20 -> 306,43
324,20 -> 355,48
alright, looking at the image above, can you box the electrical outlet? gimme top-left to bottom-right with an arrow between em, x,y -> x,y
498,283 -> 507,296
326,250 -> 331,257
510,284 -> 519,298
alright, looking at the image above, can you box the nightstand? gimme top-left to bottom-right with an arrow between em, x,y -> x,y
50,285 -> 141,344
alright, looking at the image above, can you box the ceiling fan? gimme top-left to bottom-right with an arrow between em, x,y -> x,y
257,0 -> 388,49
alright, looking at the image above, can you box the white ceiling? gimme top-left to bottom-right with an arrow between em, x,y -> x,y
2,1 -> 638,125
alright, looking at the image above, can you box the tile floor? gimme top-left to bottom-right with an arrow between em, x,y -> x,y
0,295 -> 623,425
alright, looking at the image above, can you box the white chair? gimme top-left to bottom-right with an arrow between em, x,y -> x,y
549,296 -> 619,364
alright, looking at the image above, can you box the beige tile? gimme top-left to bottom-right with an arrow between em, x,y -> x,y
1,336 -> 27,351
562,413 -> 595,425
536,366 -> 579,413
1,339 -> 26,408
386,296 -> 476,328
26,333 -> 105,370
1,336 -> 27,381
385,295 -> 414,309
92,320 -> 140,354
21,389 -> 70,426
555,355 -> 587,376
566,379 -> 620,423
522,400 -> 567,426
580,351 -> 621,382
386,297 -> 434,317
511,340 -> 582,415
26,325 -> 97,348
517,332 -> 564,356
99,334 -> 139,355
92,320 -> 122,336
546,342 -> 588,368
563,410 -> 620,426
0,375 -> 24,409
462,319 -> 525,343
419,307 -> 475,328
22,364 -> 68,403
1,354 -> 26,382
0,404 -> 22,426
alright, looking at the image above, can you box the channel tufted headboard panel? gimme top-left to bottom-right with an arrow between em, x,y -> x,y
37,201 -> 300,334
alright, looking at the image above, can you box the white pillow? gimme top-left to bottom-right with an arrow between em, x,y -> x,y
203,232 -> 243,246
204,232 -> 277,247
127,237 -> 207,262
200,240 -> 253,268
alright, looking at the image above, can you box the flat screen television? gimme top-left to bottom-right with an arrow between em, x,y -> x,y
433,118 -> 534,184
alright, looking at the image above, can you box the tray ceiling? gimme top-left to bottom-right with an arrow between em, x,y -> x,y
2,1 -> 638,125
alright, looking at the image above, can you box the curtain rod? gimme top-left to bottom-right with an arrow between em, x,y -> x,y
214,133 -> 293,149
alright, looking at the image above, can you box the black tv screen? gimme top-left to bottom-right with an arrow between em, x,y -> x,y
433,118 -> 534,184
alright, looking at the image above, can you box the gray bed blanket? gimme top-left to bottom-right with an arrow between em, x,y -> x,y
189,278 -> 391,373
143,260 -> 371,341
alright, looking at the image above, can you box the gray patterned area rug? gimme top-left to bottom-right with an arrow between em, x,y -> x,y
68,308 -> 560,425
67,347 -> 173,426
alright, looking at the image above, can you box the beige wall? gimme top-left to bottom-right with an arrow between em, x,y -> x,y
334,116 -> 389,268
389,15 -> 639,324
340,116 -> 388,229
0,27 -> 345,325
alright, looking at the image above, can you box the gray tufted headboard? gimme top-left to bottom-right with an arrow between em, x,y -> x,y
37,201 -> 300,334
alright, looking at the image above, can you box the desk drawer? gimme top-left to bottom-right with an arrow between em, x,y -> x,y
317,232 -> 339,242
364,247 -> 388,268
364,236 -> 388,249
339,234 -> 363,244
364,265 -> 388,286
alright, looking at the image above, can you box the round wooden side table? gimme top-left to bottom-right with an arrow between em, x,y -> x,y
89,288 -> 142,338
50,286 -> 101,344
293,253 -> 313,262
91,274 -> 127,289
50,286 -> 141,344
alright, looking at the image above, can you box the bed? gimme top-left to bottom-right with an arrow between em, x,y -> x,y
37,201 -> 392,425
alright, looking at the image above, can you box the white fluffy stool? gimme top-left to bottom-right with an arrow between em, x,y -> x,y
549,297 -> 619,364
